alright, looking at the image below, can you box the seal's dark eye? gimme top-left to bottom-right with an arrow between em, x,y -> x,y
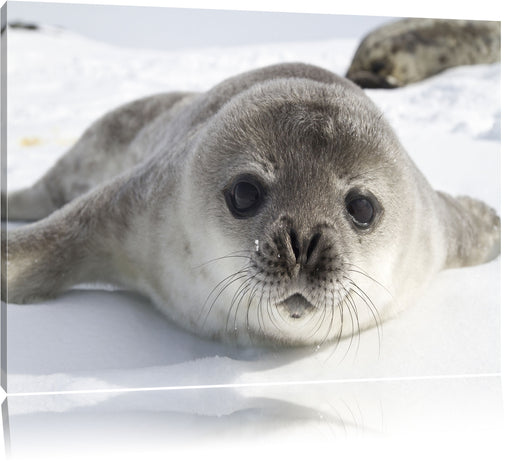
346,195 -> 375,228
225,176 -> 265,219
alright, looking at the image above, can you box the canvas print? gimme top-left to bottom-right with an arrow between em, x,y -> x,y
0,1 -> 502,457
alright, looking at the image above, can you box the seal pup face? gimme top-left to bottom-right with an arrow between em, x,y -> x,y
181,78 -> 433,346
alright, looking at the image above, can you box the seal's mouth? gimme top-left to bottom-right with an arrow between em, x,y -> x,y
277,293 -> 315,319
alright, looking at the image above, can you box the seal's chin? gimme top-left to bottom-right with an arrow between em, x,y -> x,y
277,293 -> 315,319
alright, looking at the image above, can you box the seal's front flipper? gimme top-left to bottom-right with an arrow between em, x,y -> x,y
437,192 -> 501,269
1,182 -> 59,222
1,175 -> 148,304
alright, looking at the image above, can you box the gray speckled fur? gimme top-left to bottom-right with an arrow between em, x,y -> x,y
1,63 -> 501,345
346,18 -> 501,88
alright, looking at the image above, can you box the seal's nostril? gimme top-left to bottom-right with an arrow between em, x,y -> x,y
289,228 -> 300,261
306,232 -> 321,262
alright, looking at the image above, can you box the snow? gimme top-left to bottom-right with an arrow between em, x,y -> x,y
3,25 -> 501,457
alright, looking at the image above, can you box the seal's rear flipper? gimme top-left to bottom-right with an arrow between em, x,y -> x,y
2,92 -> 193,223
437,192 -> 501,269
1,175 -> 146,304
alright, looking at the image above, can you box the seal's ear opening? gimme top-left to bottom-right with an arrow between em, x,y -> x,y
436,192 -> 501,269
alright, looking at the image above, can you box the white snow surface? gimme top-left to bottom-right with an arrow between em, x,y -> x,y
6,27 -> 500,400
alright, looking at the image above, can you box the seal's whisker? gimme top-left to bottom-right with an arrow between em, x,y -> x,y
199,272 -> 240,324
226,277 -> 253,335
347,280 -> 383,356
234,281 -> 257,332
202,268 -> 250,312
231,286 -> 255,339
344,288 -> 361,359
245,281 -> 264,345
334,288 -> 356,364
323,288 -> 344,358
345,263 -> 392,298
272,286 -> 289,326
265,287 -> 283,335
319,292 -> 336,349
334,293 -> 347,357
304,289 -> 329,342
200,267 -> 251,327
255,283 -> 267,338
193,250 -> 252,270
347,279 -> 383,333
314,289 -> 335,346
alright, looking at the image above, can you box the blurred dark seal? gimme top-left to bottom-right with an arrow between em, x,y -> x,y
346,18 -> 500,88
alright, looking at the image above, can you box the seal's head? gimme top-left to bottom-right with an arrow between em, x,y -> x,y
174,75 -> 499,346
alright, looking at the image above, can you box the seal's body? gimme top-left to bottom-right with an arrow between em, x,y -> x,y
346,18 -> 501,88
2,63 -> 500,346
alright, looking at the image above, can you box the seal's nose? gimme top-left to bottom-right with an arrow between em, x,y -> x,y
288,228 -> 322,266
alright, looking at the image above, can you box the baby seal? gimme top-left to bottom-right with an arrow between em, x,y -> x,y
346,18 -> 501,88
1,63 -> 500,346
